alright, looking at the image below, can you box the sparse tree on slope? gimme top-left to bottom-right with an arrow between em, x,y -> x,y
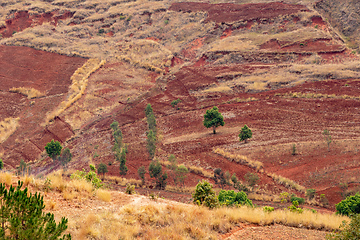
203,106 -> 225,134
239,125 -> 252,143
45,139 -> 62,161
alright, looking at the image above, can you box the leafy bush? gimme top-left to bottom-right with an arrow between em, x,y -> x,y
263,206 -> 274,213
193,180 -> 218,208
336,193 -> 360,216
218,190 -> 253,207
288,201 -> 304,213
71,164 -> 102,189
97,163 -> 108,179
203,106 -> 225,134
137,166 -> 146,185
58,148 -> 72,169
0,159 -> 3,170
149,160 -> 167,189
291,196 -> 305,205
45,139 -> 62,160
125,184 -> 135,194
306,188 -> 316,200
0,181 -> 71,239
171,99 -> 181,108
327,214 -> 360,240
239,125 -> 252,143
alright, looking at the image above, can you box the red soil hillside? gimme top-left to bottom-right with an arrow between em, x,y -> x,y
1,0 -> 360,215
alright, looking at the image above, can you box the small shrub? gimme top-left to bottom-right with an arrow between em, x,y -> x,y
97,163 -> 108,179
137,166 -> 146,185
244,172 -> 259,187
320,194 -> 329,207
239,125 -> 252,143
0,159 -> 3,170
193,180 -> 218,208
125,184 -> 135,194
288,201 -> 304,213
291,144 -> 296,155
98,29 -> 105,34
71,165 -> 102,189
43,177 -> 52,192
218,190 -> 253,207
291,196 -> 305,205
171,99 -> 181,108
306,188 -> 317,200
263,206 -> 274,213
280,192 -> 289,203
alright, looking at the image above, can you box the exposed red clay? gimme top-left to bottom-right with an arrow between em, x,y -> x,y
0,10 -> 74,38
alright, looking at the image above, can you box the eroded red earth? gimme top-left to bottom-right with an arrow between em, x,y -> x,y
1,1 -> 360,211
0,10 -> 74,38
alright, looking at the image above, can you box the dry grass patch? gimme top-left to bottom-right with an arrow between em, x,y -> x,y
277,91 -> 360,100
96,188 -> 111,202
68,202 -> 349,239
9,87 -> 45,99
0,172 -> 14,186
0,117 -> 20,143
268,173 -> 306,193
45,58 -> 105,126
106,176 -> 142,187
213,148 -> 264,171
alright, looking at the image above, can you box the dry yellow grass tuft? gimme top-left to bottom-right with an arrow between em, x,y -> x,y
213,148 -> 264,171
96,189 -> 111,202
268,173 -> 306,193
9,87 -> 45,99
45,58 -> 105,125
0,117 -> 20,143
0,172 -> 13,186
277,91 -> 360,100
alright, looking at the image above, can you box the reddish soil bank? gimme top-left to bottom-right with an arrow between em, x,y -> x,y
260,38 -> 345,54
0,10 -> 74,38
169,2 -> 308,23
0,46 -> 86,167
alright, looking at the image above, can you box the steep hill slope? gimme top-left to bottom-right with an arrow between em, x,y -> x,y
1,0 -> 360,217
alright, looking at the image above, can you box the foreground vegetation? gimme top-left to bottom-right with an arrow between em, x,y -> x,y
0,170 -> 352,239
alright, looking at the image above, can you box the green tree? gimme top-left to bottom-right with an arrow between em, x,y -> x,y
244,172 -> 259,187
45,139 -> 62,160
146,113 -> 157,133
192,180 -> 218,208
213,168 -> 227,188
17,160 -> 29,176
119,146 -> 128,175
146,130 -> 157,160
323,129 -> 332,151
167,154 -> 178,185
58,148 -> 72,169
176,165 -> 188,187
137,166 -> 146,185
148,160 -> 167,189
0,159 -> 3,170
97,163 -> 108,179
145,103 -> 153,117
203,106 -> 225,134
336,193 -> 360,216
239,125 -> 252,143
0,181 -> 71,239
